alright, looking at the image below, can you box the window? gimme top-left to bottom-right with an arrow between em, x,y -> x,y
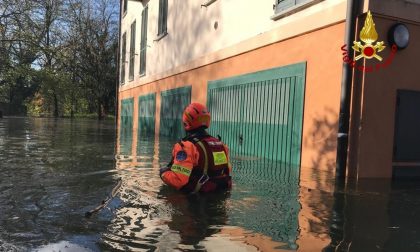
274,0 -> 318,15
120,32 -> 126,84
123,0 -> 128,15
129,21 -> 136,81
140,6 -> 148,76
157,0 -> 168,36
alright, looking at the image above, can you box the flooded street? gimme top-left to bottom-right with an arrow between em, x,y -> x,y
1,117 -> 420,252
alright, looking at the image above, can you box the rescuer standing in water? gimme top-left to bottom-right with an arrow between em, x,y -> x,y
160,102 -> 232,193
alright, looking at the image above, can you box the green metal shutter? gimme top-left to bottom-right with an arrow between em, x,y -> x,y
138,93 -> 156,137
162,0 -> 168,33
276,0 -> 296,13
160,86 -> 191,140
158,0 -> 168,35
137,93 -> 156,162
121,32 -> 127,84
140,6 -> 148,76
207,62 -> 306,167
129,20 -> 136,80
229,159 -> 300,248
158,0 -> 163,35
120,98 -> 134,156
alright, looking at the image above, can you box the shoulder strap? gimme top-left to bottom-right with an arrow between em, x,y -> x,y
196,141 -> 209,175
192,140 -> 209,194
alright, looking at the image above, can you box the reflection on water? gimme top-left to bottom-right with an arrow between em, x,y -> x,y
0,117 -> 116,252
1,118 -> 420,252
229,159 -> 300,250
111,128 -> 300,251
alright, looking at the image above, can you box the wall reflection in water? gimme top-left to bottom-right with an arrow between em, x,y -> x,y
111,125 -> 420,252
2,118 -> 418,251
110,130 -> 301,251
319,179 -> 420,252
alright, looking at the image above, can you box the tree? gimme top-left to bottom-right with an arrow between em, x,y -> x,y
0,0 -> 118,119
64,0 -> 118,119
0,0 -> 39,115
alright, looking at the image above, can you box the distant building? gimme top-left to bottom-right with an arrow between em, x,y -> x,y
118,0 -> 420,180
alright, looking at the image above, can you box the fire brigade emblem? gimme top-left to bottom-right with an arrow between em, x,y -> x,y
353,11 -> 386,61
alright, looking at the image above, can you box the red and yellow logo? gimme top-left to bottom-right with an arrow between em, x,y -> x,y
342,11 -> 397,73
353,11 -> 386,61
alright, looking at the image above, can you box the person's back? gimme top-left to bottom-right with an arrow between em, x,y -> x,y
160,103 -> 232,194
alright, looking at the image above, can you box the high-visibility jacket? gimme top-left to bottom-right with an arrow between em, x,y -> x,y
161,135 -> 232,193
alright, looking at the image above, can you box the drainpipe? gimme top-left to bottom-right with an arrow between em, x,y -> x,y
115,0 -> 122,130
335,0 -> 361,181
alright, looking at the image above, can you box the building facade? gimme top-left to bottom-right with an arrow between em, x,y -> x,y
118,0 -> 420,180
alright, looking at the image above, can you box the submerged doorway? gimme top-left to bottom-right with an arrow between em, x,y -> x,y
207,62 -> 306,168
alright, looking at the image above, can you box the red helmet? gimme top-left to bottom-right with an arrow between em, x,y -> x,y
182,103 -> 211,131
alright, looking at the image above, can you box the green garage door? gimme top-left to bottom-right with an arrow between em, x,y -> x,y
120,98 -> 134,156
137,93 -> 156,162
160,86 -> 191,140
138,93 -> 156,138
207,62 -> 306,167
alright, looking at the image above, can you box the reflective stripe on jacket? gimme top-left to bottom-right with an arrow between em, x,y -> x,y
161,141 -> 199,190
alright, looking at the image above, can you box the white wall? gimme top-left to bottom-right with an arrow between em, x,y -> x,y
119,0 -> 346,86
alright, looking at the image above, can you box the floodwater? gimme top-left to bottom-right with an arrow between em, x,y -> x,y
0,117 -> 419,252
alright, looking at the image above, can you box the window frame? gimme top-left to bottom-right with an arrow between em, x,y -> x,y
201,0 -> 217,7
157,0 -> 168,37
272,0 -> 323,20
129,20 -> 136,81
140,6 -> 148,76
121,32 -> 127,84
122,0 -> 128,16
